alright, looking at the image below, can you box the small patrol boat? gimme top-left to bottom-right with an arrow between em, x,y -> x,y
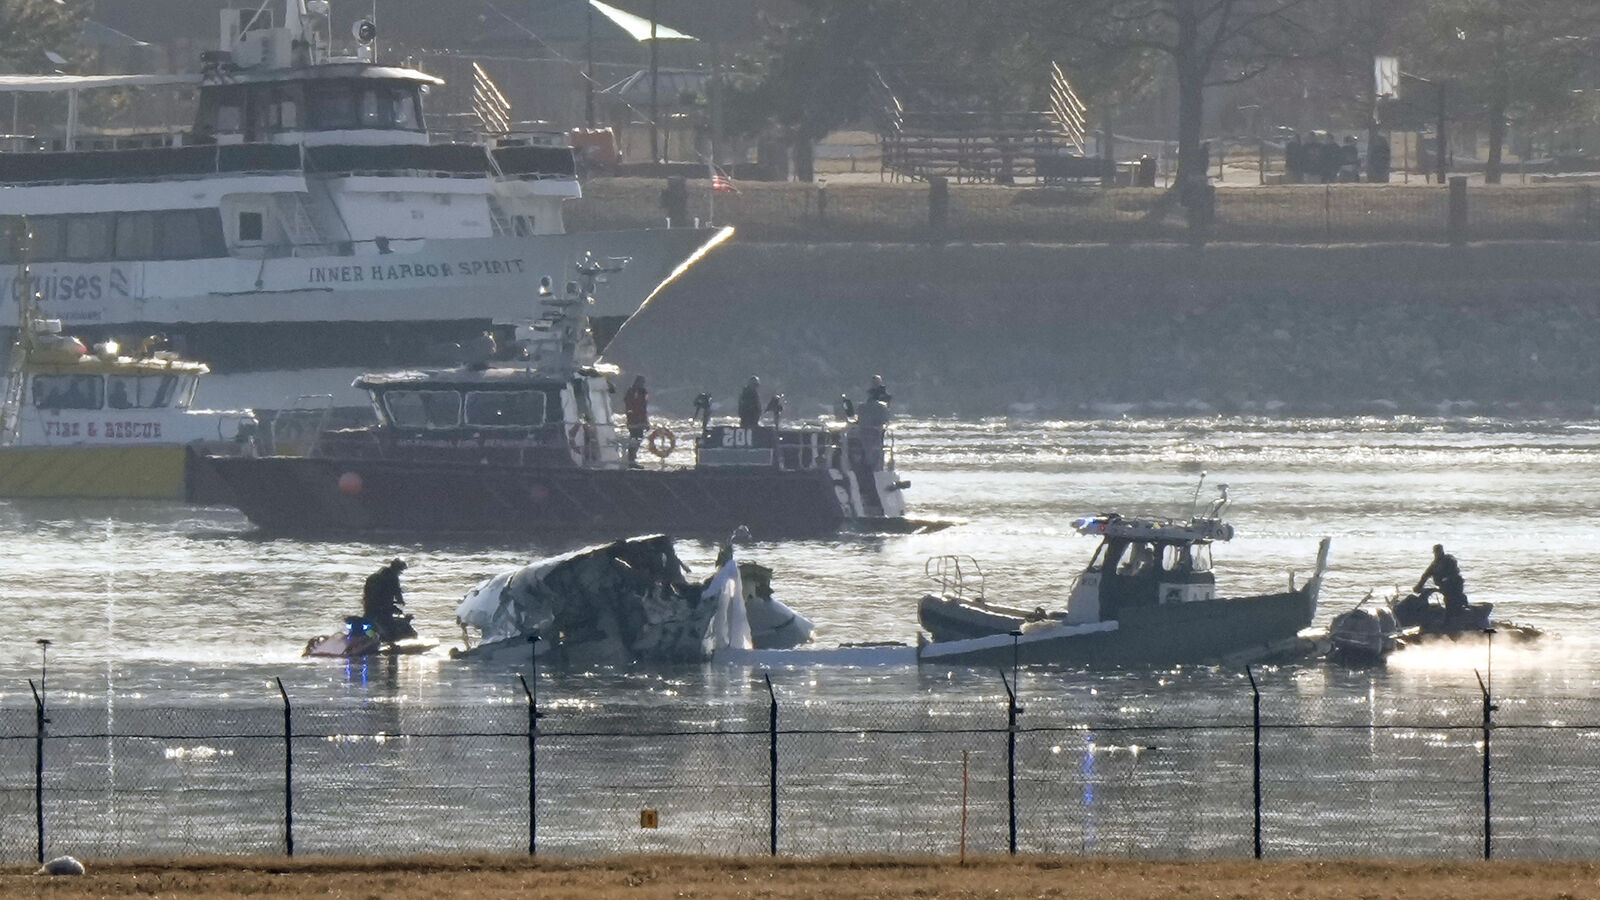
0,236 -> 257,500
205,256 -> 947,538
915,486 -> 1329,667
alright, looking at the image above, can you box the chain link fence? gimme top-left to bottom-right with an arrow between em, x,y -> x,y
571,177 -> 1600,244
3,668 -> 1600,861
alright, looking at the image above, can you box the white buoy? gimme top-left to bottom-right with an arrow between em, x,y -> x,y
35,855 -> 85,876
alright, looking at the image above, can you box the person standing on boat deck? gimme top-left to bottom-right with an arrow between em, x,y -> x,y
738,376 -> 762,429
854,375 -> 891,469
866,374 -> 891,407
362,559 -> 415,642
1414,544 -> 1469,614
693,392 -> 713,429
623,376 -> 649,467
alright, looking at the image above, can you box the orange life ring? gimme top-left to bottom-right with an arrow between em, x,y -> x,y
647,426 -> 677,458
567,422 -> 585,455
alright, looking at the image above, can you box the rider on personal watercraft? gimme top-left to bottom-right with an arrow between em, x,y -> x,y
362,558 -> 419,643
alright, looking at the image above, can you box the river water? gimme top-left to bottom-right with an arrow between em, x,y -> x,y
1,416 -> 1598,859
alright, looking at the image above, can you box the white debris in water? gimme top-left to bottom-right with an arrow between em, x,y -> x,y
164,745 -> 234,760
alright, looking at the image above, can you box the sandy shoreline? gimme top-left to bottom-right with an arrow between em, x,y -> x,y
6,855 -> 1600,898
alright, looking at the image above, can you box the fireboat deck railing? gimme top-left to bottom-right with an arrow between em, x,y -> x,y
692,422 -> 896,473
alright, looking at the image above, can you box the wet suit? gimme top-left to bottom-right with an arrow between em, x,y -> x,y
362,562 -> 416,642
1415,550 -> 1468,614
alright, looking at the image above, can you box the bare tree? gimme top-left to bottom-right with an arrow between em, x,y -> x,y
1065,0 -> 1316,197
1417,0 -> 1600,183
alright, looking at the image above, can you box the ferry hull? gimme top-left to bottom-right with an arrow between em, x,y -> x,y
0,225 -> 731,410
204,455 -> 861,538
0,444 -> 189,500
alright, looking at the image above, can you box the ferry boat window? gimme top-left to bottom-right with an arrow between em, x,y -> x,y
107,377 -> 134,410
464,390 -> 546,427
27,217 -> 64,261
157,210 -> 226,260
109,374 -> 179,409
161,211 -> 204,258
238,211 -> 264,242
1191,543 -> 1213,573
32,374 -> 104,410
114,212 -> 158,260
392,88 -> 420,130
360,88 -> 381,126
65,215 -> 113,261
176,375 -> 200,408
146,374 -> 179,408
278,95 -> 300,130
384,390 -> 462,429
215,97 -> 244,134
308,83 -> 358,130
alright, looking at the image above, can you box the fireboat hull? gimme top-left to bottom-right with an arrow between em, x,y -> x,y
205,455 -> 902,538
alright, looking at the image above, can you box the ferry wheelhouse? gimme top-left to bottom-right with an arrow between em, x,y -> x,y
0,0 -> 728,411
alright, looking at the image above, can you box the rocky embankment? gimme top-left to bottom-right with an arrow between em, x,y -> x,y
605,241 -> 1600,419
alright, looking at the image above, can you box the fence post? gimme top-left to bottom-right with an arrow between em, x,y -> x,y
765,673 -> 778,856
1478,629 -> 1497,860
928,176 -> 949,239
1448,176 -> 1469,246
1246,666 -> 1261,860
1323,186 -> 1332,243
277,678 -> 293,857
1000,644 -> 1020,855
523,633 -> 541,857
28,679 -> 44,864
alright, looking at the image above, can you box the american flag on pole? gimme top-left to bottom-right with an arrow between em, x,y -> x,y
710,163 -> 737,193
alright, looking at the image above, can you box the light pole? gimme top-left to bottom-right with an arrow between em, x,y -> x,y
35,639 -> 50,712
648,0 -> 659,164
584,0 -> 595,127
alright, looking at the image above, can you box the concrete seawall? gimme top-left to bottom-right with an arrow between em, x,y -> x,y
605,241 -> 1600,419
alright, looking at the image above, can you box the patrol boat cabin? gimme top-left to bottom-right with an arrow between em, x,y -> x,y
916,488 -> 1328,666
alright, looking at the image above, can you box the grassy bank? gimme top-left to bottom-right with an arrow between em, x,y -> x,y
8,855 -> 1600,898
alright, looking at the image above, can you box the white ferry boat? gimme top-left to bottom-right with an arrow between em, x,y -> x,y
0,0 -> 729,411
